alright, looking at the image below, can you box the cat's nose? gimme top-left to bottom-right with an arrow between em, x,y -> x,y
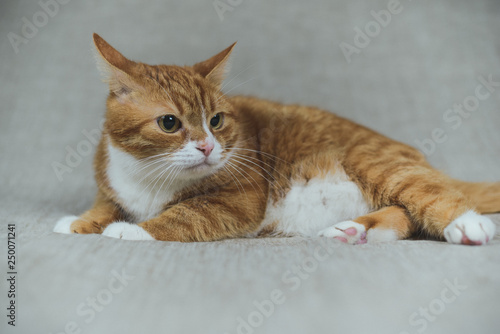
196,140 -> 214,157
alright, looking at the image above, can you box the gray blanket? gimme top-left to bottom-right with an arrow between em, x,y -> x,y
1,0 -> 499,333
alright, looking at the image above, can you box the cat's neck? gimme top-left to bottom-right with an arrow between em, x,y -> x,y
105,138 -> 196,222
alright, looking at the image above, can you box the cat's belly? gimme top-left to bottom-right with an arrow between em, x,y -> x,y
258,172 -> 371,237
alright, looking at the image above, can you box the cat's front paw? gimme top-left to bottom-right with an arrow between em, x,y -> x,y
53,215 -> 80,234
444,211 -> 496,245
318,221 -> 367,244
53,215 -> 104,234
102,222 -> 155,241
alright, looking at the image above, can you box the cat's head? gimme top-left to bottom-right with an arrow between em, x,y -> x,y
93,33 -> 239,180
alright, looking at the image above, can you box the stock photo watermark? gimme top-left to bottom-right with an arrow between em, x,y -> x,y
49,269 -> 134,334
224,238 -> 341,334
414,74 -> 499,156
339,0 -> 405,63
6,224 -> 17,327
212,0 -> 244,21
7,0 -> 72,54
52,120 -> 104,182
400,278 -> 467,334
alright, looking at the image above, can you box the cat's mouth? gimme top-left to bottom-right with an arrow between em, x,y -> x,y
187,162 -> 209,169
185,160 -> 214,171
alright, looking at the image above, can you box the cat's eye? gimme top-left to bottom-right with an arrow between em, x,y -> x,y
158,115 -> 181,133
210,113 -> 224,130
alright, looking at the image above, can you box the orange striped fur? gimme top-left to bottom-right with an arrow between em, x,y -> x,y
59,34 -> 500,244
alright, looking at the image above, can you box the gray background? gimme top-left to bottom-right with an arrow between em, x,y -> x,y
1,0 -> 499,333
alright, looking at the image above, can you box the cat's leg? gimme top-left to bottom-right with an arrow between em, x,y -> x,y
344,139 -> 496,245
380,169 -> 496,245
101,189 -> 266,241
54,192 -> 122,234
318,206 -> 413,244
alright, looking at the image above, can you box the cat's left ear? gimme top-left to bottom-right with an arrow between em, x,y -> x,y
92,33 -> 143,99
193,42 -> 236,88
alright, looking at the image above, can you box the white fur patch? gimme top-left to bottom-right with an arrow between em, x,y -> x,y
318,221 -> 367,244
366,228 -> 398,243
106,130 -> 227,223
260,172 -> 370,237
53,215 -> 79,234
107,143 -> 192,222
102,222 -> 154,240
444,210 -> 496,245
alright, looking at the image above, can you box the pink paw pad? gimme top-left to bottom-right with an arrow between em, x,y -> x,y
343,227 -> 358,236
318,221 -> 368,245
356,231 -> 367,244
461,234 -> 482,246
336,227 -> 366,244
334,236 -> 348,243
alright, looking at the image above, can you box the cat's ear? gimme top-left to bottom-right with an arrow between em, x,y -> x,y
93,33 -> 142,98
193,42 -> 236,88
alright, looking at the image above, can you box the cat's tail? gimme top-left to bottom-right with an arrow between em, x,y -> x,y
451,180 -> 500,214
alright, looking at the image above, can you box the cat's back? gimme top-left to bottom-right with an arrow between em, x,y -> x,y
229,95 -> 358,159
229,95 -> 339,122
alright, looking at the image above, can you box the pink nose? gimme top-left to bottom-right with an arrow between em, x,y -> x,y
196,140 -> 214,157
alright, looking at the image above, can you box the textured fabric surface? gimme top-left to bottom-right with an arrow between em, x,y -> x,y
1,0 -> 499,333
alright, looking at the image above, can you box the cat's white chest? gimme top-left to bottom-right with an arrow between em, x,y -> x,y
106,143 -> 183,222
260,172 -> 370,236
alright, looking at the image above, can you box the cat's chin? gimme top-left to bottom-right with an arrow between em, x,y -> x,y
179,162 -> 219,179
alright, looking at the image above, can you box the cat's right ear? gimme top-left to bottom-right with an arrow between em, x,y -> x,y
193,42 -> 236,89
93,33 -> 142,99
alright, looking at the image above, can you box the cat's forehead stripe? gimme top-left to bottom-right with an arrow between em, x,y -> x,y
147,66 -> 215,113
173,88 -> 212,117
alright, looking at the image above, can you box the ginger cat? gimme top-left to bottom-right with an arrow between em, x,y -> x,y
54,33 -> 500,245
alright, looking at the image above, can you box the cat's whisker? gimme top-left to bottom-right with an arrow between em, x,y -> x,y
165,165 -> 183,192
231,151 -> 290,182
219,63 -> 257,93
130,153 -> 171,166
129,151 -> 187,167
228,160 -> 267,197
224,164 -> 248,200
229,162 -> 280,198
137,151 -> 174,161
148,164 -> 181,213
231,147 -> 290,165
230,153 -> 288,196
129,158 -> 171,182
141,166 -> 170,204
141,164 -> 183,215
136,162 -> 176,199
229,154 -> 286,194
223,165 -> 247,199
231,136 -> 257,147
225,160 -> 265,197
147,164 -> 184,213
125,158 -> 168,177
127,152 -> 198,177
124,152 -> 177,174
146,162 -> 176,195
159,85 -> 174,104
149,75 -> 174,105
214,75 -> 261,104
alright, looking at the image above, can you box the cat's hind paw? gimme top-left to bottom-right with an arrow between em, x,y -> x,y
444,211 -> 496,245
53,215 -> 79,234
102,222 -> 155,241
318,221 -> 367,244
